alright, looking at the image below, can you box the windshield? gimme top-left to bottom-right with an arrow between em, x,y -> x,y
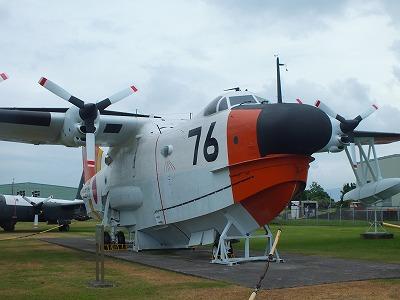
229,95 -> 257,107
255,96 -> 268,103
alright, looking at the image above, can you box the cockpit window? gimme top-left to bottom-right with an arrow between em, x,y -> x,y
229,95 -> 257,107
255,96 -> 268,103
218,97 -> 228,111
203,96 -> 222,116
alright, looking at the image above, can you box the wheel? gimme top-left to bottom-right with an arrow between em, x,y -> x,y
1,221 -> 15,232
116,231 -> 126,245
58,224 -> 70,232
104,231 -> 111,245
227,241 -> 234,258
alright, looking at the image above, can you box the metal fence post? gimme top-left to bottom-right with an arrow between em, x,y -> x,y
89,224 -> 112,287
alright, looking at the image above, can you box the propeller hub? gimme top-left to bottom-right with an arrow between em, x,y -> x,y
79,103 -> 98,121
340,119 -> 361,133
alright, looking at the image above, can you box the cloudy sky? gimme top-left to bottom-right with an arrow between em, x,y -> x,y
0,0 -> 399,195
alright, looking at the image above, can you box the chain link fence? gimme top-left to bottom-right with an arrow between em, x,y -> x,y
275,207 -> 400,226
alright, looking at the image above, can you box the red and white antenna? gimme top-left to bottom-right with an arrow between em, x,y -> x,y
296,98 -> 303,104
0,73 -> 9,83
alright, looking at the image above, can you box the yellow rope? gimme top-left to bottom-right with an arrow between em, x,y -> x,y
0,223 -> 71,241
382,222 -> 400,230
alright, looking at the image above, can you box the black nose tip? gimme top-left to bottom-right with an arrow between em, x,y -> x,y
257,103 -> 332,156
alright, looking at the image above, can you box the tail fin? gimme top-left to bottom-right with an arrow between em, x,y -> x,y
82,146 -> 104,182
75,172 -> 84,199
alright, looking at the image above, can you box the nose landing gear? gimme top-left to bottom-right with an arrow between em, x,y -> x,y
103,230 -> 127,250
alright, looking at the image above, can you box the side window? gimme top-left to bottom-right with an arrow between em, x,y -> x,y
218,97 -> 228,111
203,96 -> 222,116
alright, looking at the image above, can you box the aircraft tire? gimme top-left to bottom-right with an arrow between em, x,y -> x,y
1,221 -> 15,232
116,231 -> 126,245
58,224 -> 70,232
104,231 -> 111,245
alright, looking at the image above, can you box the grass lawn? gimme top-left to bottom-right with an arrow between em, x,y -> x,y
245,223 -> 400,263
0,221 -> 247,300
0,221 -> 399,299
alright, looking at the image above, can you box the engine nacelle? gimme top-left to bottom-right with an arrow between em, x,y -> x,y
344,178 -> 400,205
59,107 -> 99,146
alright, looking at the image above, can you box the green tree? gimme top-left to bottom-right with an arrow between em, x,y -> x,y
339,182 -> 356,207
294,181 -> 332,209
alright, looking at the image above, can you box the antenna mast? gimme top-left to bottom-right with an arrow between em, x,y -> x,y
276,56 -> 285,103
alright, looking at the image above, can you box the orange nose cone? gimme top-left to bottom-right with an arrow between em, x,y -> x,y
227,108 -> 313,226
240,181 -> 304,225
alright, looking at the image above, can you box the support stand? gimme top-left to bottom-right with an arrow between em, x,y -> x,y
88,224 -> 113,287
211,220 -> 284,266
361,208 -> 393,239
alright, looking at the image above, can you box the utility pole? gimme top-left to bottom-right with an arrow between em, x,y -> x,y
11,178 -> 15,195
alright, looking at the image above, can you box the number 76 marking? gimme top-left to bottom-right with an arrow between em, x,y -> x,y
188,122 -> 219,165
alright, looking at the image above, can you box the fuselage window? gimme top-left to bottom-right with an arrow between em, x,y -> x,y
203,96 -> 222,116
229,95 -> 257,107
218,97 -> 228,111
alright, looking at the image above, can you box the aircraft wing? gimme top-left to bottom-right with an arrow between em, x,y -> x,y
0,109 -> 65,144
47,199 -> 84,206
353,131 -> 400,145
0,108 -> 149,147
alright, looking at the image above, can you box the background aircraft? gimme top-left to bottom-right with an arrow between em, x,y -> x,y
0,194 -> 87,231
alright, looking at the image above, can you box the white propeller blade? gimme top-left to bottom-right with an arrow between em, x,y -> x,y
21,196 -> 36,206
21,196 -> 43,227
108,85 -> 138,104
39,77 -> 84,108
0,72 -> 8,82
86,132 -> 96,172
96,84 -> 138,110
314,100 -> 337,119
359,104 -> 378,120
34,214 -> 39,227
350,143 -> 357,168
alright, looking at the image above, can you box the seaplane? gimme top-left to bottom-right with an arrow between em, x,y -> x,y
0,58 -> 399,264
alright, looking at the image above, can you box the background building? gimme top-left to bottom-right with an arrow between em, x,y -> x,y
376,154 -> 400,207
0,182 -> 78,200
358,153 -> 400,207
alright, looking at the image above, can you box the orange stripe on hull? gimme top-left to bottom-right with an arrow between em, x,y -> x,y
227,109 -> 262,164
229,154 -> 311,225
82,146 -> 103,182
